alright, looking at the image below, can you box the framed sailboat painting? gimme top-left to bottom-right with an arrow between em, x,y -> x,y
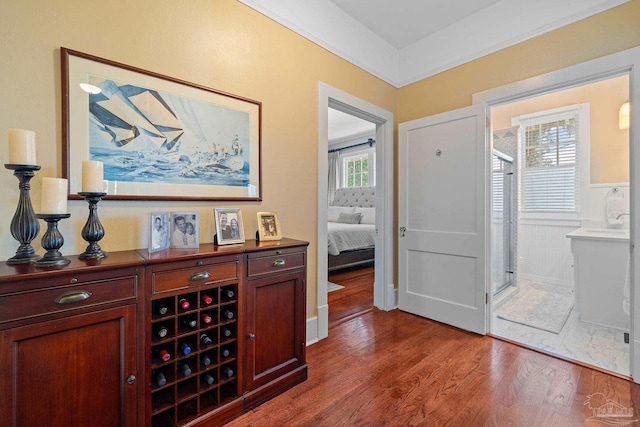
61,48 -> 261,201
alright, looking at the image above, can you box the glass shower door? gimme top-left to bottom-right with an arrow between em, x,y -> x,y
492,151 -> 514,296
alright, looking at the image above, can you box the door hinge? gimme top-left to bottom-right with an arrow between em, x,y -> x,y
485,292 -> 489,304
486,117 -> 490,128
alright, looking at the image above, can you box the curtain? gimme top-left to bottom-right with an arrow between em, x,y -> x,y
328,152 -> 339,205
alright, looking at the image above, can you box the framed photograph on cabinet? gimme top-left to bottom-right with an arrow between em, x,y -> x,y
257,211 -> 282,241
214,208 -> 245,245
149,212 -> 170,252
61,47 -> 262,201
170,212 -> 199,248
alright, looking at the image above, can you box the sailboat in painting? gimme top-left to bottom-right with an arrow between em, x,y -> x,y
87,76 -> 250,187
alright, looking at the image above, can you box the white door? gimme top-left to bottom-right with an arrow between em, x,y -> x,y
398,105 -> 487,334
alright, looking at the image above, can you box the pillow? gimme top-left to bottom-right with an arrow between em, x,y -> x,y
328,206 -> 354,222
336,212 -> 362,224
355,207 -> 375,224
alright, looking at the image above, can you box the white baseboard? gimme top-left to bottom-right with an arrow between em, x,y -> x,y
386,282 -> 397,310
306,315 -> 319,346
307,303 -> 329,346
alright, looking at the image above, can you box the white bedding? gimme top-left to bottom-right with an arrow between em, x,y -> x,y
327,221 -> 376,256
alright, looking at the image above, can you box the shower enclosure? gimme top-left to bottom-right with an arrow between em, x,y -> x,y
492,150 -> 516,296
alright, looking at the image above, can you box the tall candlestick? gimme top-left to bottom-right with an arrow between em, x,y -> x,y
4,164 -> 41,264
82,160 -> 104,192
41,178 -> 68,214
8,129 -> 37,165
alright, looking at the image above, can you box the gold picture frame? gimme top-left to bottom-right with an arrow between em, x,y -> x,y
257,211 -> 282,241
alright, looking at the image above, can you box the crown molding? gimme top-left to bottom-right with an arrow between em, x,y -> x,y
238,0 -> 629,88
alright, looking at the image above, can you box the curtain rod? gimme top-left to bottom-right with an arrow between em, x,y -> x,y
328,138 -> 375,153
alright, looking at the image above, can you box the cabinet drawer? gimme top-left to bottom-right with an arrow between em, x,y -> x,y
152,261 -> 238,294
0,276 -> 137,324
247,252 -> 305,277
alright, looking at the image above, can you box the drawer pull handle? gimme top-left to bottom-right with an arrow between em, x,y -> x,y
54,290 -> 92,305
189,271 -> 210,281
272,259 -> 286,267
249,333 -> 256,341
126,374 -> 136,385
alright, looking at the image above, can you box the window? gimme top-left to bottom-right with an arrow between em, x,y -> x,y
341,149 -> 375,188
513,104 -> 588,216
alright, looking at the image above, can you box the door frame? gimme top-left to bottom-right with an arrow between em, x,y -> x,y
315,82 -> 395,342
473,46 -> 640,381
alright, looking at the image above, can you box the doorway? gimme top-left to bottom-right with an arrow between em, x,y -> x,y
327,108 -> 376,327
315,82 -> 394,343
488,75 -> 631,376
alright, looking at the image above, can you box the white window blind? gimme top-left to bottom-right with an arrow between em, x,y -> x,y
518,111 -> 579,213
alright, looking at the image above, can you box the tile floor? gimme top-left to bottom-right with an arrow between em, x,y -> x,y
492,281 -> 630,376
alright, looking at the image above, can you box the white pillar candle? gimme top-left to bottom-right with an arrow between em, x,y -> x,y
41,178 -> 68,214
8,129 -> 37,165
82,160 -> 104,193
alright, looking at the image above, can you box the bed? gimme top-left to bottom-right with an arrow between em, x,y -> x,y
327,186 -> 376,271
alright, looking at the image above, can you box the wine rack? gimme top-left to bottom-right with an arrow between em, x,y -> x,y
150,284 -> 239,427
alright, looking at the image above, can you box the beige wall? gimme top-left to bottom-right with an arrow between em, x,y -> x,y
492,75 -> 630,184
0,0 -> 397,317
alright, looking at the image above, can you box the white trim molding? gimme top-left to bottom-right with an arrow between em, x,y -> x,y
238,0 -> 628,87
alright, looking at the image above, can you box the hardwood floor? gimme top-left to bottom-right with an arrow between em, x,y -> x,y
328,266 -> 374,328
226,270 -> 640,426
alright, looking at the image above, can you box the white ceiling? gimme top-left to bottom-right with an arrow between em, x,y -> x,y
238,0 -> 628,87
328,108 -> 375,143
328,0 -> 502,49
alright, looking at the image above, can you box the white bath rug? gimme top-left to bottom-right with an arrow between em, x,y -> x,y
328,282 -> 344,292
496,284 -> 573,334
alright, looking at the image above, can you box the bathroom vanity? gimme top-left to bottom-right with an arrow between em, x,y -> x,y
567,227 -> 630,331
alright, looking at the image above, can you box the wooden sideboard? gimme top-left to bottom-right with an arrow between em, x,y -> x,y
0,238 -> 308,427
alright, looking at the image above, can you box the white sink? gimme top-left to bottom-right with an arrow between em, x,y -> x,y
566,227 -> 629,241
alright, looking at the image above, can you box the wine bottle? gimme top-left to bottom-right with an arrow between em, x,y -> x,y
221,327 -> 232,338
155,325 -> 168,339
222,309 -> 234,320
222,366 -> 234,378
200,333 -> 213,346
180,363 -> 192,377
179,298 -> 190,310
154,302 -> 169,315
202,373 -> 215,385
221,347 -> 231,358
222,289 -> 235,300
154,371 -> 167,387
180,341 -> 192,355
182,317 -> 197,329
201,294 -> 213,305
201,313 -> 212,324
201,354 -> 212,367
154,347 -> 171,362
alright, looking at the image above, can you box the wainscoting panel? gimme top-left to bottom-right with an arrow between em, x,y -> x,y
518,219 -> 578,287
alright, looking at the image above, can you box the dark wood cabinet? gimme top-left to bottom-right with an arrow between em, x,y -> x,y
140,239 -> 308,425
141,248 -> 244,427
243,242 -> 308,408
0,239 -> 307,427
0,251 -> 145,427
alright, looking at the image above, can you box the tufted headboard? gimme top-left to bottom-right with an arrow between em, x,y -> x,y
331,186 -> 375,208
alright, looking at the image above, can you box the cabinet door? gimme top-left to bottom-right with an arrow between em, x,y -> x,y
0,305 -> 138,427
245,270 -> 305,390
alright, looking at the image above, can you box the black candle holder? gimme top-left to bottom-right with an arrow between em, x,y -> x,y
4,164 -> 41,264
34,213 -> 71,267
78,192 -> 108,259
